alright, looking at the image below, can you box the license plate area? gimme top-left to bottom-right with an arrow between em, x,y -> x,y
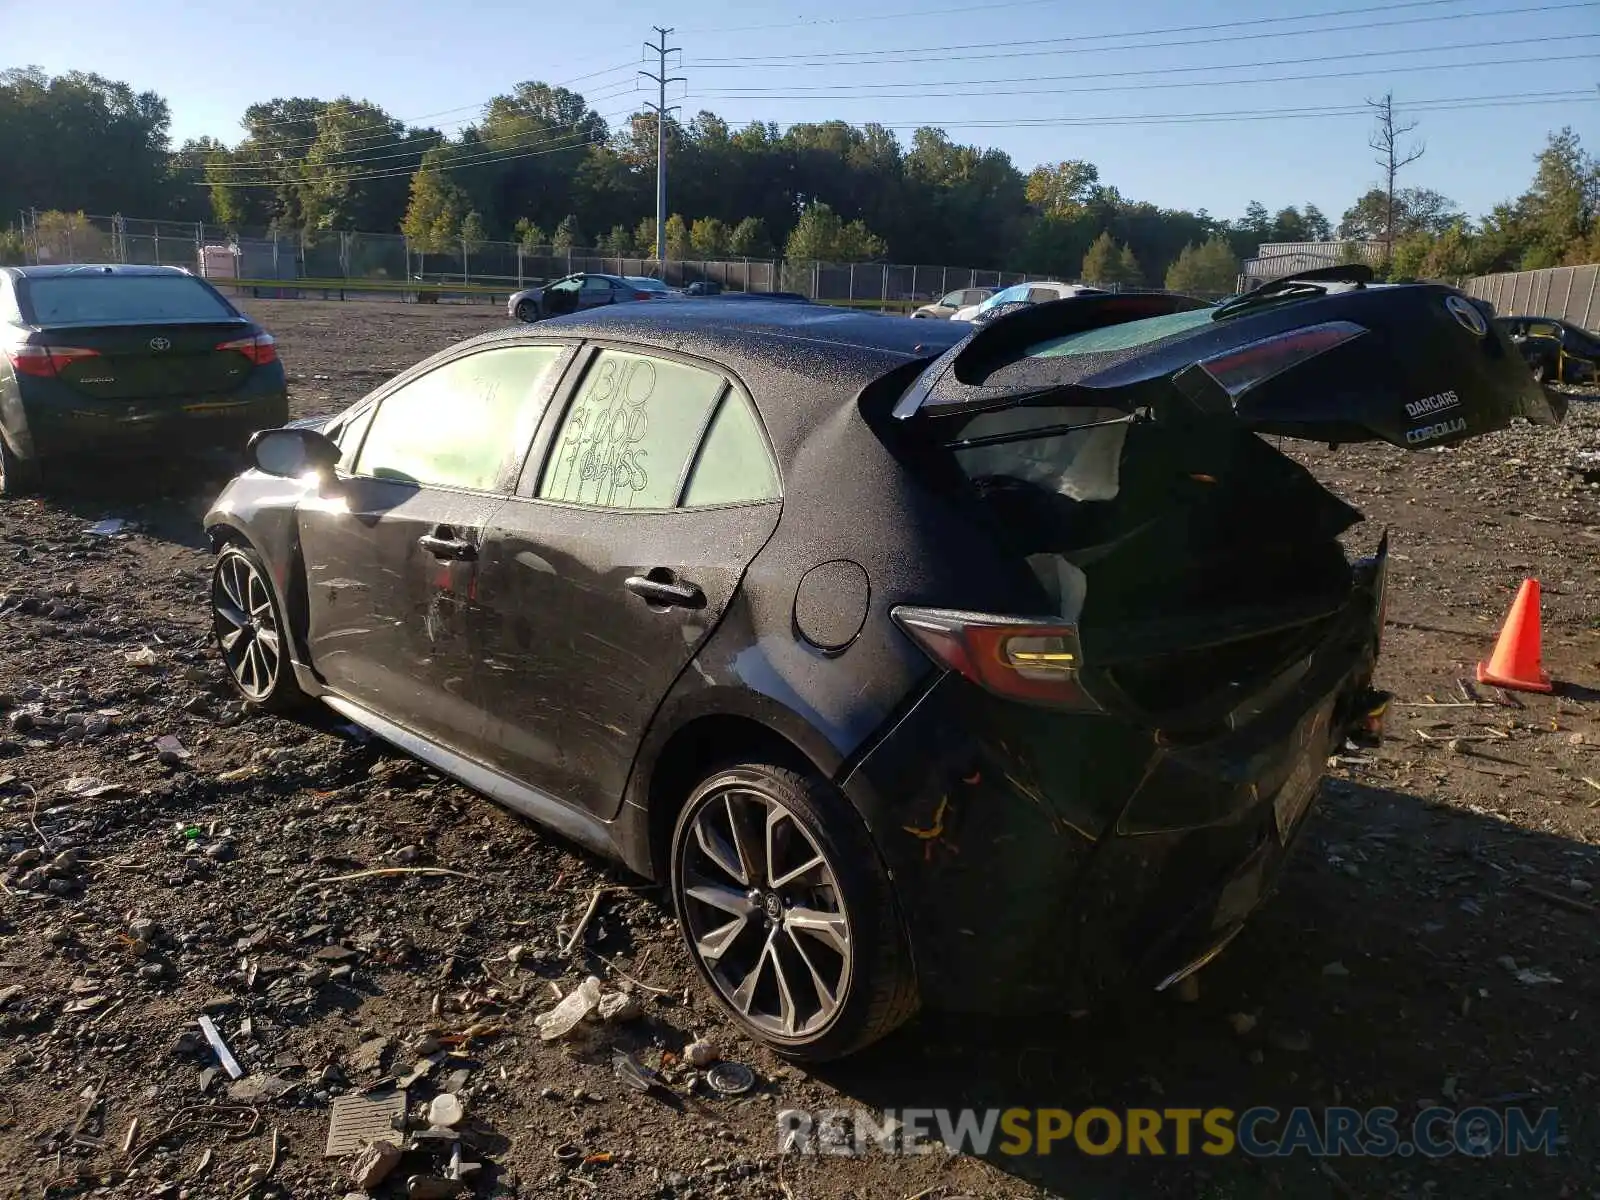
1272,700 -> 1332,841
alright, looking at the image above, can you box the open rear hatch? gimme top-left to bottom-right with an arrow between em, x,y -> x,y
889,271 -> 1562,734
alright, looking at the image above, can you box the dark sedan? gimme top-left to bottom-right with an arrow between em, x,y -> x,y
0,264 -> 287,494
1497,314 -> 1600,384
203,278 -> 1560,1060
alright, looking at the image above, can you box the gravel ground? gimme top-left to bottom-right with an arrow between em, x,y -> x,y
1,299 -> 1597,1200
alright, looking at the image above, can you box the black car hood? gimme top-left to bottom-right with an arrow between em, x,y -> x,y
894,282 -> 1564,450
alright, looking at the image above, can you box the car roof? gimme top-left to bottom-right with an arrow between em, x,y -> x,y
460,301 -> 969,458
532,299 -> 965,358
2,264 -> 192,279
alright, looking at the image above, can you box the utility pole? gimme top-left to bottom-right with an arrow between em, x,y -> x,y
1366,92 -> 1425,269
641,27 -> 683,270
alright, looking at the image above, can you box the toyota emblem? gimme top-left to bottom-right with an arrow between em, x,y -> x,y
149,336 -> 172,351
1444,295 -> 1488,338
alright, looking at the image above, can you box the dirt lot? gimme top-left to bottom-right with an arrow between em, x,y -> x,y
1,298 -> 1597,1200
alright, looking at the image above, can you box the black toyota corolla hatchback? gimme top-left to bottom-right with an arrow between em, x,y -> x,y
203,270 -> 1561,1060
0,264 -> 287,493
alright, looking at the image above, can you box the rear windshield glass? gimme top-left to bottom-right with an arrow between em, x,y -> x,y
1024,307 -> 1215,358
21,275 -> 235,325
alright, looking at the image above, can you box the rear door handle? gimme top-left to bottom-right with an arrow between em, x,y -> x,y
625,573 -> 704,608
419,527 -> 477,561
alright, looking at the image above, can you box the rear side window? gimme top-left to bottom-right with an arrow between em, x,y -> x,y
354,345 -> 564,490
683,392 -> 779,507
21,275 -> 236,325
538,349 -> 726,508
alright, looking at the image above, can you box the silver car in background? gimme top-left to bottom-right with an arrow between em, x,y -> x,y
951,281 -> 1107,322
507,273 -> 665,323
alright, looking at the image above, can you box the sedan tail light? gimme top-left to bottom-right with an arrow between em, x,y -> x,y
1188,321 -> 1366,400
4,344 -> 101,378
216,333 -> 278,365
891,606 -> 1103,711
631,291 -> 654,301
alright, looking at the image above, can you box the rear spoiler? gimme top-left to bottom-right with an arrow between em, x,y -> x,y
893,292 -> 1209,420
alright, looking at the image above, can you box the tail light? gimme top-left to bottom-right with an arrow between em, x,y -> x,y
4,344 -> 101,378
216,333 -> 278,365
631,291 -> 654,301
1178,321 -> 1366,406
891,606 -> 1102,711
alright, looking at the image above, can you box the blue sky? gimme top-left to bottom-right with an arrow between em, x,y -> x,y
4,0 -> 1596,225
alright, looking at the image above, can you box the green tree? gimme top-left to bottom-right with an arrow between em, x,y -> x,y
460,211 -> 487,254
784,201 -> 886,262
1421,221 -> 1479,279
513,218 -> 545,251
1388,232 -> 1433,280
0,226 -> 26,266
729,216 -> 773,257
834,217 -> 886,262
1339,187 -> 1461,241
1080,231 -> 1119,284
1516,128 -> 1598,267
1082,231 -> 1143,286
599,224 -> 632,255
1116,243 -> 1143,286
551,214 -> 584,251
689,216 -> 731,258
634,217 -> 658,257
1024,160 -> 1100,218
1165,236 -> 1240,294
664,213 -> 692,259
401,169 -> 465,270
1303,204 -> 1333,241
0,68 -> 176,221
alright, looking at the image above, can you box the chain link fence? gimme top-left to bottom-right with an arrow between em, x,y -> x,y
9,211 -> 1085,308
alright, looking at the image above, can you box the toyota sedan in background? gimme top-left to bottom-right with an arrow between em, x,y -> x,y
0,264 -> 286,495
202,274 -> 1559,1061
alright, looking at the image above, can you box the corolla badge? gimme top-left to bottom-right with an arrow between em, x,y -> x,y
149,336 -> 172,351
1444,295 -> 1488,338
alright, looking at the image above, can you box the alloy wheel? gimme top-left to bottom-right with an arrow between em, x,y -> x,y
679,787 -> 853,1039
212,551 -> 282,701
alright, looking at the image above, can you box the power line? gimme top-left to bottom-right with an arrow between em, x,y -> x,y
696,46 -> 1600,99
687,0 -> 1492,59
841,92 -> 1598,130
690,1 -> 1596,68
195,90 -> 1595,187
200,82 -> 644,175
679,0 -> 1063,35
197,116 -> 629,188
195,59 -> 642,156
696,33 -> 1598,92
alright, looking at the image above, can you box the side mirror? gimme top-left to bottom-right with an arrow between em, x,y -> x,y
247,427 -> 341,478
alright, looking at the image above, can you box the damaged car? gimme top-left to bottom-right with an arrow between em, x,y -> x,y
203,266 -> 1562,1060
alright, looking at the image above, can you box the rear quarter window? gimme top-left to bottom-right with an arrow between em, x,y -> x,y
21,275 -> 237,325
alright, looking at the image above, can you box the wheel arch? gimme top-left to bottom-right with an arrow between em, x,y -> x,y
637,707 -> 843,883
205,518 -> 313,672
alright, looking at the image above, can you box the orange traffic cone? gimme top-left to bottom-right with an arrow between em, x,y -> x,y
1476,578 -> 1553,693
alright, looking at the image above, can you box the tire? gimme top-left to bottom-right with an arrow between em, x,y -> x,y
515,300 -> 539,323
669,760 -> 919,1062
0,435 -> 41,497
211,542 -> 308,713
